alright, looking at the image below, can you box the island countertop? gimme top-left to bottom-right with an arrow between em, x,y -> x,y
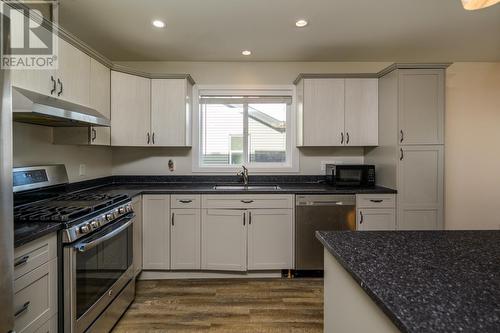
316,230 -> 500,333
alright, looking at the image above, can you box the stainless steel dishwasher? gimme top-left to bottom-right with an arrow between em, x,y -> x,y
295,195 -> 356,270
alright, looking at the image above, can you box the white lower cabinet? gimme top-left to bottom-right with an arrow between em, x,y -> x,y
201,209 -> 247,271
357,209 -> 396,231
247,209 -> 293,270
132,195 -> 143,276
356,194 -> 396,231
142,195 -> 170,270
13,234 -> 58,333
171,209 -> 201,270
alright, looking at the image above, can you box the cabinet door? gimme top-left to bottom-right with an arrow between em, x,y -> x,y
247,209 -> 293,270
142,195 -> 170,270
90,58 -> 110,119
302,79 -> 345,146
345,79 -> 378,146
398,145 -> 443,230
56,38 -> 90,107
201,209 -> 247,271
357,209 -> 396,231
171,209 -> 201,270
111,71 -> 151,146
151,79 -> 190,147
89,127 -> 110,146
132,196 -> 143,276
398,69 -> 444,145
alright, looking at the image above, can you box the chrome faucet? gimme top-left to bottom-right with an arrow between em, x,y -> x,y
237,165 -> 249,185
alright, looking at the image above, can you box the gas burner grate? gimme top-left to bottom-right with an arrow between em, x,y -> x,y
14,193 -> 129,223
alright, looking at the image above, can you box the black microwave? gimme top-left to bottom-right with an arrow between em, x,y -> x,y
326,164 -> 375,187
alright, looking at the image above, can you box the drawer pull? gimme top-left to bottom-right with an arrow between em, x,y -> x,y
369,199 -> 383,203
359,211 -> 364,224
179,200 -> 192,203
14,255 -> 29,268
241,200 -> 254,204
14,301 -> 30,318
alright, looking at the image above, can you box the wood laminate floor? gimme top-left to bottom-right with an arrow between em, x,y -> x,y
112,278 -> 323,333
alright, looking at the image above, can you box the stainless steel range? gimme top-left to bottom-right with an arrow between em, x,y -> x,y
13,165 -> 135,333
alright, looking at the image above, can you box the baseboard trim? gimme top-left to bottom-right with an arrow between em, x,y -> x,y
138,270 -> 283,280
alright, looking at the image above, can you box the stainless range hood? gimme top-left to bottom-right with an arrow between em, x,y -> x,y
12,87 -> 110,127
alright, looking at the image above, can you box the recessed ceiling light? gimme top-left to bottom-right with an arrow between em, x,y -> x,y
242,50 -> 252,56
152,20 -> 166,28
295,19 -> 308,27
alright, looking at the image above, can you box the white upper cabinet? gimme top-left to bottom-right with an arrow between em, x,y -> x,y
344,79 -> 378,146
151,78 -> 192,147
56,38 -> 91,107
296,77 -> 378,147
90,58 -> 111,119
398,69 -> 444,145
111,74 -> 193,147
111,71 -> 151,146
299,78 -> 345,146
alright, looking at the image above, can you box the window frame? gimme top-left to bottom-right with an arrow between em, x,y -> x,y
192,85 -> 299,173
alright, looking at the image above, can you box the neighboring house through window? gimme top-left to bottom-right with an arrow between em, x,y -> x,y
194,87 -> 296,172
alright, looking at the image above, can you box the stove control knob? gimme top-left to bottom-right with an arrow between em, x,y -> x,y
106,213 -> 114,221
91,221 -> 99,229
126,204 -> 133,212
118,207 -> 126,214
80,224 -> 90,234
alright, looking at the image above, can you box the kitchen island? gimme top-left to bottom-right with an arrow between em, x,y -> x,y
316,230 -> 500,333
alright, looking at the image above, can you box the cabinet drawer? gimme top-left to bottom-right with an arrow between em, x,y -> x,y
356,194 -> 396,209
14,233 -> 57,280
202,195 -> 293,209
14,259 -> 57,333
171,195 -> 201,209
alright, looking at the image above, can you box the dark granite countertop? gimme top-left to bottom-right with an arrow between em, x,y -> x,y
316,230 -> 500,333
13,175 -> 396,247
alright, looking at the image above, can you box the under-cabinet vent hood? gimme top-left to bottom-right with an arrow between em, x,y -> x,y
12,88 -> 110,127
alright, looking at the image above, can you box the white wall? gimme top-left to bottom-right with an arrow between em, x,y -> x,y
444,63 -> 500,230
111,61 -> 390,175
13,122 -> 113,182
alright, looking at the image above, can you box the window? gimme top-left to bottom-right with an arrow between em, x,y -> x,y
196,91 -> 294,171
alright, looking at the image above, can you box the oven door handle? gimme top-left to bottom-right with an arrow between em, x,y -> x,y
75,217 -> 134,253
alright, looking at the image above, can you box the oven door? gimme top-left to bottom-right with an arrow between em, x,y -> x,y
64,214 -> 134,333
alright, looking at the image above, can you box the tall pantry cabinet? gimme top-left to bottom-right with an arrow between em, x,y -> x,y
365,64 -> 448,230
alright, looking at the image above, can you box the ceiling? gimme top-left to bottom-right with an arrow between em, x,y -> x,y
58,0 -> 500,62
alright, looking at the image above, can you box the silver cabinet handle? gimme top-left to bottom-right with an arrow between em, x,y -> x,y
152,132 -> 155,144
400,148 -> 404,161
179,200 -> 192,204
50,75 -> 56,95
91,128 -> 97,142
147,132 -> 150,144
241,200 -> 254,204
346,132 -> 350,144
341,132 -> 344,144
370,199 -> 383,203
171,212 -> 175,226
57,78 -> 63,96
359,211 -> 364,224
249,211 -> 252,225
14,255 -> 29,267
400,130 -> 404,143
243,212 -> 246,226
14,301 -> 30,318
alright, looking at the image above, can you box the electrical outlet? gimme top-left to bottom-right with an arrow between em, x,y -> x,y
320,160 -> 343,172
79,164 -> 86,176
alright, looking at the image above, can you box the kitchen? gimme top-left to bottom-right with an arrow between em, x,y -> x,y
1,1 -> 499,333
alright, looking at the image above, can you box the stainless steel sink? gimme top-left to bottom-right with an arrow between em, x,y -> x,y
213,185 -> 281,190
